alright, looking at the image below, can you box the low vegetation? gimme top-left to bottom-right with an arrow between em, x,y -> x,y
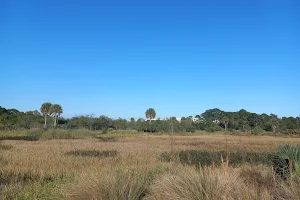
65,150 -> 118,158
0,128 -> 99,140
160,150 -> 271,166
1,132 -> 300,199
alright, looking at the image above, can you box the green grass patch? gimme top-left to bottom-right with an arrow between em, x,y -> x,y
97,136 -> 118,142
0,129 -> 99,140
63,166 -> 168,200
0,170 -> 66,185
0,135 -> 39,141
160,150 -> 272,167
65,150 -> 118,158
0,171 -> 74,200
96,130 -> 146,141
0,129 -> 145,141
0,144 -> 13,150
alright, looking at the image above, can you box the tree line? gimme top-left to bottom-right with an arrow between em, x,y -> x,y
0,104 -> 300,134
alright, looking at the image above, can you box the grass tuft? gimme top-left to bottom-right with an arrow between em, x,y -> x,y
146,166 -> 241,200
63,168 -> 164,200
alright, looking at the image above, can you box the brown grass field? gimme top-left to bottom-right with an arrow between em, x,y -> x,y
1,131 -> 300,199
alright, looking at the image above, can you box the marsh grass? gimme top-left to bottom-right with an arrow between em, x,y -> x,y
0,173 -> 74,200
0,170 -> 65,185
160,150 -> 271,167
63,167 -> 166,200
0,128 -> 99,140
0,169 -> 72,200
1,133 -> 300,199
97,136 -> 118,142
65,150 -> 118,158
0,135 -> 39,141
0,129 -> 145,141
279,176 -> 300,199
0,144 -> 13,150
146,166 -> 241,200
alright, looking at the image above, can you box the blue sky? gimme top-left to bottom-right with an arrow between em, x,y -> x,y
1,0 -> 299,119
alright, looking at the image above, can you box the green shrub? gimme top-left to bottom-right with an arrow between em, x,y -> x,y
280,129 -> 300,135
205,125 -> 221,133
273,144 -> 300,178
102,128 -> 109,134
251,127 -> 264,135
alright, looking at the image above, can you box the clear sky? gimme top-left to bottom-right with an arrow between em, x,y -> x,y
1,0 -> 299,119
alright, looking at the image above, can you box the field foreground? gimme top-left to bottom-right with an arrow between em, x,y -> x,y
1,133 -> 300,199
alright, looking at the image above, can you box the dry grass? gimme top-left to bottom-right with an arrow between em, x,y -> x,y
63,166 -> 167,200
145,166 -> 241,200
1,132 -> 300,199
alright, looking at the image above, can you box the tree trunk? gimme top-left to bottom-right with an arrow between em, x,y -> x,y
44,115 -> 47,129
223,122 -> 228,131
272,125 -> 276,133
54,115 -> 57,127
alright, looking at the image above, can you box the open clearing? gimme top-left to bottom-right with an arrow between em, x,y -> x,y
1,133 -> 300,199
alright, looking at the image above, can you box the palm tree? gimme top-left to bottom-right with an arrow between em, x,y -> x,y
145,108 -> 156,122
269,114 -> 279,133
50,104 -> 63,127
40,102 -> 52,128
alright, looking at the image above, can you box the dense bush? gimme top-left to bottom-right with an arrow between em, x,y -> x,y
251,126 -> 264,135
205,124 -> 222,132
280,129 -> 300,135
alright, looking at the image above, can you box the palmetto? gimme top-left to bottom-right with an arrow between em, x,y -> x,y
145,108 -> 156,122
50,104 -> 63,127
273,144 -> 300,179
40,102 -> 52,128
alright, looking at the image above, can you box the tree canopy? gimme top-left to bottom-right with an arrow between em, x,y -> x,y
49,104 -> 63,127
145,108 -> 156,121
40,102 -> 52,128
